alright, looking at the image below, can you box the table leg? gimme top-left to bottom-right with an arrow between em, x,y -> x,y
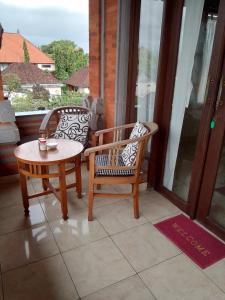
75,155 -> 82,198
59,163 -> 68,220
19,171 -> 29,216
41,166 -> 49,191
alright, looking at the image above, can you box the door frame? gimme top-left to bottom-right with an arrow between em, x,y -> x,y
125,0 -> 141,126
125,0 -> 225,228
197,54 -> 225,241
153,0 -> 225,218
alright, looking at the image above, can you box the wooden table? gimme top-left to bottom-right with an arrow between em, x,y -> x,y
14,139 -> 84,220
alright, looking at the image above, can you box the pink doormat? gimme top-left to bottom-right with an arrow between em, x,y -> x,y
154,214 -> 225,269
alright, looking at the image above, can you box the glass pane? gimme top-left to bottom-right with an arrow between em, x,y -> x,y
209,137 -> 225,229
163,0 -> 219,201
135,0 -> 164,123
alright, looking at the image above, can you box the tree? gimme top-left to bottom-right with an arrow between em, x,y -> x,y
32,84 -> 50,101
3,73 -> 21,98
41,40 -> 88,80
23,39 -> 30,63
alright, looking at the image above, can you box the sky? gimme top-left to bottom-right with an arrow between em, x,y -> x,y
0,0 -> 89,53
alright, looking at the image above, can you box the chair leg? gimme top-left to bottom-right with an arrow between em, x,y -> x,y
132,183 -> 139,219
88,174 -> 94,221
86,156 -> 90,171
88,188 -> 94,221
96,184 -> 101,190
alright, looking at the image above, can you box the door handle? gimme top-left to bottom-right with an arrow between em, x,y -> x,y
215,76 -> 223,110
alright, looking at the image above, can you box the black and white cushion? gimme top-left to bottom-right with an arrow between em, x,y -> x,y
54,113 -> 92,146
121,122 -> 148,166
95,154 -> 134,176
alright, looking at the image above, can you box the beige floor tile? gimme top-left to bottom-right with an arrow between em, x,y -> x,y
139,254 -> 225,300
83,185 -> 123,209
0,224 -> 59,272
139,191 -> 181,222
84,195 -> 123,209
0,201 -> 46,235
3,255 -> 78,300
114,183 -> 147,194
204,259 -> 225,293
63,237 -> 135,297
31,177 -> 59,193
49,212 -> 108,252
82,275 -> 155,300
0,178 -> 34,209
94,201 -> 148,235
112,223 -> 180,272
40,191 -> 87,222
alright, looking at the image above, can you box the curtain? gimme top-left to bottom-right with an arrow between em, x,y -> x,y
163,0 -> 204,190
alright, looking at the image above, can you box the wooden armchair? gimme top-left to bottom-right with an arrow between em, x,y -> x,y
84,122 -> 158,221
39,106 -> 92,148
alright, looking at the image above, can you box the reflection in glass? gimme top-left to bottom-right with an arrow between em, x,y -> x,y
135,0 -> 164,124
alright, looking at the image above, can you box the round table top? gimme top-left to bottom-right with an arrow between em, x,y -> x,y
14,139 -> 84,165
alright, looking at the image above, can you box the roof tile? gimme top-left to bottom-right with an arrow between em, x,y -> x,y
0,32 -> 54,64
2,63 -> 61,85
65,67 -> 89,88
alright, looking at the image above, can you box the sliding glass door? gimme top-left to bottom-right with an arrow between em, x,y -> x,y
163,0 -> 219,202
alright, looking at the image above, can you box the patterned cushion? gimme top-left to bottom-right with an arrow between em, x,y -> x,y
54,113 -> 91,145
95,154 -> 134,176
121,122 -> 148,166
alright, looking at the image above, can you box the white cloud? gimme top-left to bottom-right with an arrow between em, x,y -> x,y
0,0 -> 88,13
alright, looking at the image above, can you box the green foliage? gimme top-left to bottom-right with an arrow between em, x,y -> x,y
138,47 -> 151,79
23,39 -> 30,63
11,90 -> 84,112
32,84 -> 50,101
138,47 -> 158,81
12,93 -> 49,112
41,40 -> 89,80
3,73 -> 21,97
48,91 -> 83,109
74,48 -> 88,71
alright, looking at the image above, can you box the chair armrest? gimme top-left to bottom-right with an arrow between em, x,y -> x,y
95,123 -> 136,137
84,136 -> 144,156
39,110 -> 55,135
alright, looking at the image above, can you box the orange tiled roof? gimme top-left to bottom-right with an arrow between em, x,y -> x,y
0,32 -> 54,64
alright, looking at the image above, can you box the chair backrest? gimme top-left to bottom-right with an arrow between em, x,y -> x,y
53,106 -> 91,123
42,106 -> 91,138
97,122 -> 158,172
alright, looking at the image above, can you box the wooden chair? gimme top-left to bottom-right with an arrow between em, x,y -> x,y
84,122 -> 158,221
39,106 -> 92,146
39,106 -> 93,171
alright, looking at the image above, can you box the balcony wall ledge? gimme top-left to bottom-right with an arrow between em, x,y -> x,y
15,110 -> 49,117
0,110 -> 50,176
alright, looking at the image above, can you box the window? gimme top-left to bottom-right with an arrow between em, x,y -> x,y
0,0 -> 89,113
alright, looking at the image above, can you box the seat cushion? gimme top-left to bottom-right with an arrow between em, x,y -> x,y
121,122 -> 148,166
95,154 -> 134,176
54,113 -> 91,145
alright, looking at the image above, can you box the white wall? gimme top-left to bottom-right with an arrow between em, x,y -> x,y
37,64 -> 55,72
47,87 -> 61,97
0,64 -> 9,71
0,63 -> 55,72
78,87 -> 89,94
3,84 -> 62,100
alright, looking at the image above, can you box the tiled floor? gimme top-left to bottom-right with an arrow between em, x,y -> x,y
0,166 -> 225,299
